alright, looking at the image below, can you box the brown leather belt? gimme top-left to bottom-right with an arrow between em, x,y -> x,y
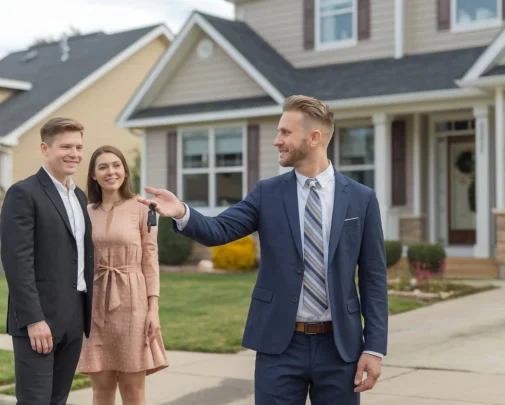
295,321 -> 333,335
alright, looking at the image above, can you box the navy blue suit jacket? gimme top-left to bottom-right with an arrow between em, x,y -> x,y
174,168 -> 388,363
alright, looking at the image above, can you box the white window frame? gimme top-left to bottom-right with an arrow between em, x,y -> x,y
334,125 -> 375,187
315,0 -> 358,51
177,123 -> 248,216
451,0 -> 502,33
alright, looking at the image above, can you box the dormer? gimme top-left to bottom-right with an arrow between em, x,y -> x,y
0,78 -> 32,104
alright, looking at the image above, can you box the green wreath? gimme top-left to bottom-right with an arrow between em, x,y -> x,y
454,150 -> 475,212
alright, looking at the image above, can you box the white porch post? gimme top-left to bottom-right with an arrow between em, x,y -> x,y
428,126 -> 437,244
140,133 -> 147,197
496,88 -> 505,209
473,105 -> 491,258
413,114 -> 422,215
373,113 -> 391,238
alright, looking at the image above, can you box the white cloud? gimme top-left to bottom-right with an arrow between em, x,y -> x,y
0,0 -> 234,57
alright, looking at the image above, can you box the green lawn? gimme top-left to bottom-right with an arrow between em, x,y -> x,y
0,273 -> 441,354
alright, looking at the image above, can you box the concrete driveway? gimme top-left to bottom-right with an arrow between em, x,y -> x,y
1,281 -> 504,405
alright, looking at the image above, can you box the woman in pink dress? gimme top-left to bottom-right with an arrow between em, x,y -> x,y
77,145 -> 168,405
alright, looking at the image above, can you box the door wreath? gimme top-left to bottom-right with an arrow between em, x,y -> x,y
454,150 -> 475,212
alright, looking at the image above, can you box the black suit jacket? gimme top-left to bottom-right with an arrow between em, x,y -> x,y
0,167 -> 94,338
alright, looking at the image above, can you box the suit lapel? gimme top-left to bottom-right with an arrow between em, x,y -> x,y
281,171 -> 303,261
328,169 -> 350,267
37,168 -> 74,238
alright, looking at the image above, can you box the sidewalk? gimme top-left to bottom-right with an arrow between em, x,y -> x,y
0,284 -> 504,404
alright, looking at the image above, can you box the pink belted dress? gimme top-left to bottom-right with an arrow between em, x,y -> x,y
77,198 -> 168,375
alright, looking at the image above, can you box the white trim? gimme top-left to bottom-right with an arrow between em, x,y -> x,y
0,25 -> 172,146
120,88 -> 485,129
177,122 -> 247,210
451,0 -> 502,34
428,115 -> 437,244
412,113 -> 421,215
473,104 -> 491,258
315,0 -> 358,51
373,112 -> 391,238
0,148 -> 12,192
495,87 -> 505,209
0,78 -> 32,91
116,13 -> 285,126
140,133 -> 147,197
394,0 -> 404,59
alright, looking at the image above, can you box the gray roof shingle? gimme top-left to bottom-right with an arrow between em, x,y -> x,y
128,13 -> 486,119
0,25 -> 162,137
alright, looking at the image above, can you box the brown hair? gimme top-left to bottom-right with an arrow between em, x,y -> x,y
86,145 -> 136,208
40,117 -> 84,145
282,95 -> 334,138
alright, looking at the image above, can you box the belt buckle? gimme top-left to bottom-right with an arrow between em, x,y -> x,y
304,322 -> 321,335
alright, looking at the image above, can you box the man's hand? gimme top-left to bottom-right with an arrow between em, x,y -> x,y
354,353 -> 382,392
27,321 -> 53,354
137,186 -> 186,218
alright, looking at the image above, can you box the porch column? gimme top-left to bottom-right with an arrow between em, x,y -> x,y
494,87 -> 505,278
473,105 -> 491,258
140,133 -> 147,197
373,112 -> 391,238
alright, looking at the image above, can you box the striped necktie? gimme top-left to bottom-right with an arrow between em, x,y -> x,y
302,178 -> 328,317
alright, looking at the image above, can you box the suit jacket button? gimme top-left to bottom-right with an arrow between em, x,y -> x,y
297,268 -> 303,274
72,282 -> 77,288
72,259 -> 77,264
292,297 -> 298,303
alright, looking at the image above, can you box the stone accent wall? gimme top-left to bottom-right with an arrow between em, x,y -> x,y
186,241 -> 212,264
399,215 -> 426,244
494,210 -> 505,263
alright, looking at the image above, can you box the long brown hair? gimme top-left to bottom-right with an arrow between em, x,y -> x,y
86,145 -> 136,209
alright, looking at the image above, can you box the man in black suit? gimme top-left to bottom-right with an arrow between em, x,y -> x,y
0,117 -> 94,405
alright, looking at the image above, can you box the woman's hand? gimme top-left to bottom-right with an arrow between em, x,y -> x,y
144,308 -> 161,341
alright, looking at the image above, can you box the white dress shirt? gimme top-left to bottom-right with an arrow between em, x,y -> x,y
174,162 -> 382,359
43,166 -> 86,292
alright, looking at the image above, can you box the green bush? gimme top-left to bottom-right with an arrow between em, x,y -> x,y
157,216 -> 193,265
385,240 -> 402,268
407,243 -> 446,278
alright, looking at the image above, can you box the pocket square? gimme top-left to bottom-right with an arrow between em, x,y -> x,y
344,217 -> 359,222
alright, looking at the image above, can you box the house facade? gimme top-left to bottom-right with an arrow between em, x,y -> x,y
0,25 -> 173,189
118,0 -> 505,278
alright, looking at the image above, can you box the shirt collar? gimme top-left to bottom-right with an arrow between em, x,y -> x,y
42,165 -> 76,192
295,160 -> 334,189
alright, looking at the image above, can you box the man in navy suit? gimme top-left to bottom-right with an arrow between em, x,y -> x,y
139,95 -> 388,404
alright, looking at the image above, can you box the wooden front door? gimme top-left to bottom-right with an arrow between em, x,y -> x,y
447,135 -> 476,245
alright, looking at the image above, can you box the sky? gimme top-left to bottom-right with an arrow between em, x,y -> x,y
0,0 -> 234,58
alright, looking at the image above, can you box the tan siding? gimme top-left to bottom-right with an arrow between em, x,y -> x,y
0,89 -> 14,104
12,37 -> 169,189
409,1 -> 502,54
249,117 -> 280,180
152,32 -> 267,107
145,128 -> 168,189
236,0 -> 394,68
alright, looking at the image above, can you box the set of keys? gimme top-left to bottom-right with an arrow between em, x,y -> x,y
147,203 -> 157,233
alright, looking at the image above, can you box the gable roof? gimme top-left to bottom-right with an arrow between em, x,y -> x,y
118,12 -> 487,127
0,24 -> 172,145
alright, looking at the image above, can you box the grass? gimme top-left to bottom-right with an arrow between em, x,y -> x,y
0,272 -> 491,354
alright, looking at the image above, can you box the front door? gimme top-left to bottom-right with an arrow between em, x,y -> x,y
447,135 -> 476,245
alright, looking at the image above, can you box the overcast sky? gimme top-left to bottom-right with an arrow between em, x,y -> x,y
0,0 -> 234,58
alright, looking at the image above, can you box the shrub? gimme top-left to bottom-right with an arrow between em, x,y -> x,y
407,243 -> 446,280
212,235 -> 256,271
385,240 -> 402,268
157,216 -> 193,265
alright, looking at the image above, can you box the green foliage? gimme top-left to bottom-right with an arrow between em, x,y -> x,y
384,240 -> 402,268
407,243 -> 446,275
157,216 -> 193,265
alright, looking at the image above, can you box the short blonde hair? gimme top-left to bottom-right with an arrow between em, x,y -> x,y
283,95 -> 334,137
40,117 -> 84,145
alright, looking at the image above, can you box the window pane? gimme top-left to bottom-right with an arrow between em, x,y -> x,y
339,127 -> 374,165
183,174 -> 209,207
182,131 -> 209,169
320,13 -> 353,42
320,0 -> 353,13
341,170 -> 374,189
215,127 -> 243,168
456,0 -> 497,23
216,172 -> 243,207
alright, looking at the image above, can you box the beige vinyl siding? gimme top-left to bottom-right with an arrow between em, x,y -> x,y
145,128 -> 168,190
236,0 -> 394,68
0,89 -> 14,104
152,33 -> 267,107
409,1 -> 502,54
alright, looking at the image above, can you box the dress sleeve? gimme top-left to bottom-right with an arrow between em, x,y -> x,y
139,201 -> 160,297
